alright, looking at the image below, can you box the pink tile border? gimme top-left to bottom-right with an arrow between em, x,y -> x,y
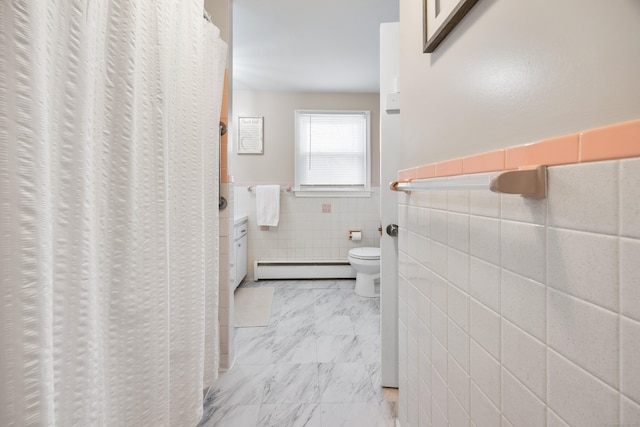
580,119 -> 640,162
463,150 -> 505,174
436,158 -> 463,177
398,167 -> 417,181
399,118 -> 640,181
416,164 -> 436,179
505,134 -> 580,170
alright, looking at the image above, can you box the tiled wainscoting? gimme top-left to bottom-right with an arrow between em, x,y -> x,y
234,187 -> 381,279
219,182 -> 235,369
397,158 -> 640,426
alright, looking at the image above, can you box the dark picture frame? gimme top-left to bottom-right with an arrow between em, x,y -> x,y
423,0 -> 480,53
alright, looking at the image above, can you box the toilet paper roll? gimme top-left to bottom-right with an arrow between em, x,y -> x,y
351,231 -> 362,241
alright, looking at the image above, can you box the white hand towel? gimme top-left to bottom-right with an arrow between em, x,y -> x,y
256,185 -> 280,227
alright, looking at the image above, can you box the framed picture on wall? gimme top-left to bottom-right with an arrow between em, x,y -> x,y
423,0 -> 479,53
237,116 -> 264,154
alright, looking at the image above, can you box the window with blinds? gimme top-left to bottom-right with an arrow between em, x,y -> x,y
294,110 -> 371,195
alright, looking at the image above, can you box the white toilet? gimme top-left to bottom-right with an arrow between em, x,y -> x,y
348,247 -> 381,297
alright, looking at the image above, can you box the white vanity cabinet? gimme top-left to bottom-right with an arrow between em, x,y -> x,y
233,216 -> 248,290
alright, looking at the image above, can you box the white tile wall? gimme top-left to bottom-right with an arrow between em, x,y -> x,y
547,350 -> 619,427
397,159 -> 640,427
501,270 -> 546,341
448,248 -> 470,293
622,395 -> 640,425
547,160 -> 619,235
620,238 -> 640,322
470,340 -> 501,408
448,389 -> 470,427
501,320 -> 546,400
432,242 -> 448,279
547,289 -> 619,388
448,212 -> 469,252
448,189 -> 470,214
620,158 -> 640,238
547,227 -> 618,311
547,409 -> 571,427
448,319 -> 469,372
470,299 -> 501,361
470,381 -> 500,427
469,257 -> 500,313
448,355 -> 470,412
431,210 -> 449,244
501,220 -> 546,283
448,283 -> 469,333
621,316 -> 640,403
234,186 -> 380,279
501,368 -> 546,427
469,216 -> 500,265
501,194 -> 546,225
219,183 -> 235,369
470,189 -> 500,218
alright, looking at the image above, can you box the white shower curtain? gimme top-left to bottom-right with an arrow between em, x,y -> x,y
0,1 -> 227,425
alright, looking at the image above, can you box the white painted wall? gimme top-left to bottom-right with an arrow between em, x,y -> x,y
232,91 -> 380,185
399,0 -> 640,168
380,22 -> 401,388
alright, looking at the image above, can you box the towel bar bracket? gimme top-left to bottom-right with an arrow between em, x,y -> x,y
390,165 -> 547,199
489,165 -> 547,199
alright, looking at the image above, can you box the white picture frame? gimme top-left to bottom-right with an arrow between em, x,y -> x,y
237,116 -> 264,154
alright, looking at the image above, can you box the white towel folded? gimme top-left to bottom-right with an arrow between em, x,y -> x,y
256,185 -> 280,227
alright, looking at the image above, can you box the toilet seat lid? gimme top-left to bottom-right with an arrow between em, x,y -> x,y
349,247 -> 380,260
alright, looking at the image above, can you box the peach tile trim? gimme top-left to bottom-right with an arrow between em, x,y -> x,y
580,119 -> 640,162
463,150 -> 505,174
398,168 -> 417,181
435,158 -> 463,177
416,164 -> 436,179
399,118 -> 640,181
505,134 -> 579,169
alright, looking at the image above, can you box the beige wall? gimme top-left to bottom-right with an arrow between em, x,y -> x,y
232,91 -> 381,186
399,0 -> 640,168
203,0 -> 230,43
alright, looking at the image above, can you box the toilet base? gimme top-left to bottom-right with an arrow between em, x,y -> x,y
355,273 -> 379,298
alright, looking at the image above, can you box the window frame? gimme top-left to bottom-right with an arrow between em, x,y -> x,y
293,109 -> 371,198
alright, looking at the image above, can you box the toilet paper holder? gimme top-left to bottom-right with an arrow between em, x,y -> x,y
349,230 -> 362,241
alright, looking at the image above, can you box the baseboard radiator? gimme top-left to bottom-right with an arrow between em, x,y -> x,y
253,260 -> 356,281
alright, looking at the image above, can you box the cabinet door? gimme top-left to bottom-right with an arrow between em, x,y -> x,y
236,234 -> 248,287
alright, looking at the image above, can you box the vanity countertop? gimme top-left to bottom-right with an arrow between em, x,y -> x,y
234,215 -> 248,226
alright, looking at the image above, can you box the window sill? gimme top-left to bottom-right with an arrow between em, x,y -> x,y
293,189 -> 371,198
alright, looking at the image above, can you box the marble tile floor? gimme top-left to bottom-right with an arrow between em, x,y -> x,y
199,279 -> 398,427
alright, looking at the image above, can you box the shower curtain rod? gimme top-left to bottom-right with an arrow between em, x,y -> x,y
390,165 -> 547,199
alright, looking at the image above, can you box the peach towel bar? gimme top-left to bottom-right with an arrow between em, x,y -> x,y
390,165 -> 547,199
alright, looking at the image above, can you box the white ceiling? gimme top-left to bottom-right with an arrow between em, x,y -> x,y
232,0 -> 399,93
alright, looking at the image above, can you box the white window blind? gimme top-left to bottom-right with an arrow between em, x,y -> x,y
294,110 -> 370,194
